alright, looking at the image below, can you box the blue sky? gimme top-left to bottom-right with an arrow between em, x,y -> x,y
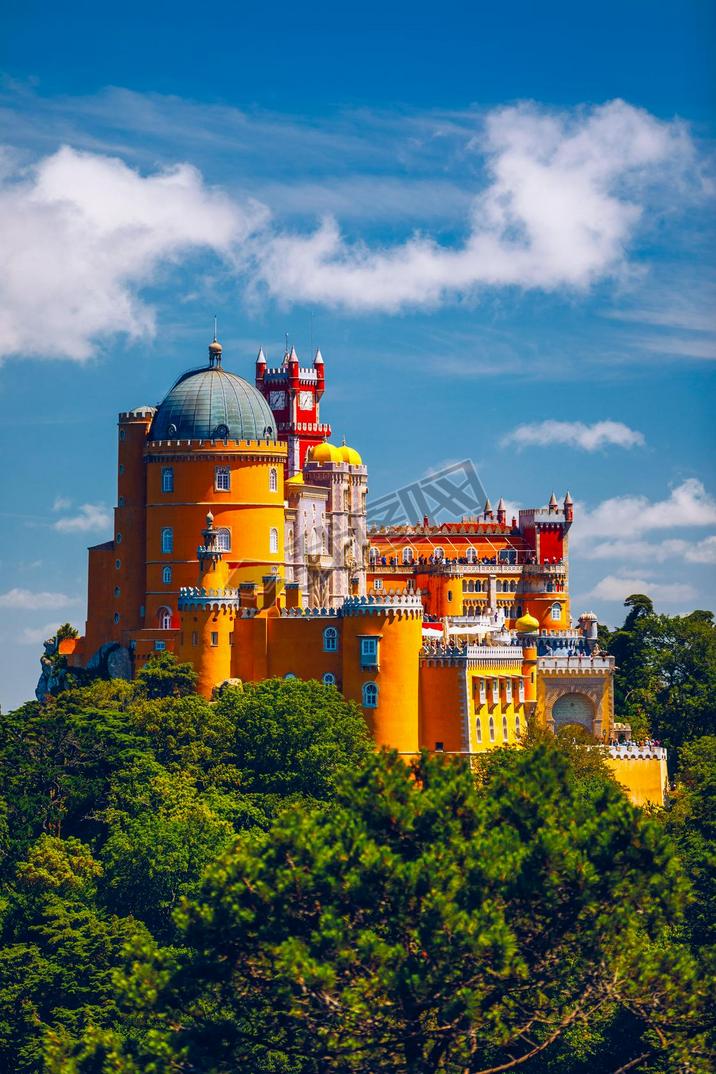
1,0 -> 714,709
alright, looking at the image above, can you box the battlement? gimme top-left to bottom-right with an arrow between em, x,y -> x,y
178,586 -> 241,610
342,593 -> 424,617
263,367 -> 319,381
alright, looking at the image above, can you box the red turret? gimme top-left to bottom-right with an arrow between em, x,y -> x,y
255,344 -> 332,477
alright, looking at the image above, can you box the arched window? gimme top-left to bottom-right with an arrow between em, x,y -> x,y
467,546 -> 477,564
270,527 -> 279,553
323,626 -> 338,652
551,601 -> 561,621
402,546 -> 414,565
161,466 -> 174,493
502,715 -> 509,742
157,606 -> 172,630
284,673 -> 297,679
468,580 -> 475,593
322,672 -> 336,686
215,466 -> 230,491
216,528 -> 231,552
113,612 -> 120,623
476,717 -> 482,743
496,580 -> 502,593
161,527 -> 173,554
515,714 -> 521,738
369,547 -> 378,564
362,681 -> 378,708
489,716 -> 495,742
162,566 -> 172,584
511,581 -> 517,592
269,467 -> 278,492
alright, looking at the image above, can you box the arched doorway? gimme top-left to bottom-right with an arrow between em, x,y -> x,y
552,692 -> 595,732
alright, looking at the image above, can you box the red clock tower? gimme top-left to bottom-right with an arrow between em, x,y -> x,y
256,346 -> 331,477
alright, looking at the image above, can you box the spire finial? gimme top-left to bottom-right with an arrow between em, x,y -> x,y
213,314 -> 218,342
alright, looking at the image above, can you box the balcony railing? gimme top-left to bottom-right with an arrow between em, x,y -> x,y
539,655 -> 614,671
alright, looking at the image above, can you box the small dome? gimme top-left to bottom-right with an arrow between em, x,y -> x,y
339,443 -> 363,465
515,612 -> 540,633
209,339 -> 222,354
308,441 -> 342,464
149,364 -> 276,443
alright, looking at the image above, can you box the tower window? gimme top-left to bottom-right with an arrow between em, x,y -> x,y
323,626 -> 338,652
210,632 -> 219,647
162,566 -> 172,584
215,466 -> 230,491
161,528 -> 173,554
119,429 -> 126,441
154,640 -> 166,651
216,528 -> 231,552
116,533 -> 122,544
114,586 -> 121,598
359,636 -> 379,668
269,467 -> 278,493
113,612 -> 120,624
551,601 -> 561,621
270,527 -> 279,554
505,679 -> 513,703
322,672 -> 336,686
362,682 -> 378,709
158,607 -> 173,630
191,631 -> 198,646
478,680 -> 486,705
162,467 -> 174,493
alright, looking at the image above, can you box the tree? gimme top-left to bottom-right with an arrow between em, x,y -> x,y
60,746 -> 708,1074
135,651 -> 198,700
216,678 -> 374,802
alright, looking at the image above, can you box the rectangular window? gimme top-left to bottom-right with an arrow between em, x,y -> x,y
518,681 -> 525,703
373,579 -> 383,591
162,466 -> 174,493
154,640 -> 166,651
505,679 -> 513,703
360,636 -> 379,667
210,632 -> 219,647
191,631 -> 198,646
229,632 -> 234,646
215,466 -> 230,491
478,679 -> 487,705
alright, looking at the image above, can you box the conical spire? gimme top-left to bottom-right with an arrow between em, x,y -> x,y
256,347 -> 266,365
483,497 -> 493,517
314,348 -> 324,365
564,490 -> 573,505
548,491 -> 558,507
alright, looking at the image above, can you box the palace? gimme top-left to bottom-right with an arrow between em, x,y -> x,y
58,338 -> 667,805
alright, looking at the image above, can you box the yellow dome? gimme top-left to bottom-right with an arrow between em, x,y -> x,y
308,441 -> 342,464
515,612 -> 540,633
286,472 -> 304,484
339,443 -> 363,465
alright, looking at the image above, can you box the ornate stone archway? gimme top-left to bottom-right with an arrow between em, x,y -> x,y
551,691 -> 596,732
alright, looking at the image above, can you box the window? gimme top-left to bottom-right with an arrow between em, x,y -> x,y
369,548 -> 378,564
478,679 -> 487,705
515,714 -> 521,738
270,527 -> 279,554
489,716 -> 495,742
476,717 -> 482,743
362,681 -> 378,708
158,607 -> 172,630
492,679 -> 500,704
119,428 -> 126,441
373,578 -> 383,591
113,612 -> 120,624
322,672 -> 336,686
114,586 -> 121,598
119,463 -> 125,475
284,673 -> 297,679
116,532 -> 122,544
505,679 -> 512,703
496,580 -> 502,593
215,466 -> 230,491
551,601 -> 561,621
118,496 -> 125,507
210,632 -> 219,647
229,632 -> 234,646
502,715 -> 509,742
518,680 -> 525,703
162,466 -> 174,493
447,590 -> 453,602
433,547 -> 444,561
161,527 -> 173,554
402,546 -> 414,564
360,636 -> 379,668
269,467 -> 278,492
191,631 -> 198,646
216,528 -> 231,552
154,640 -> 166,651
323,626 -> 338,652
467,546 -> 477,564
162,566 -> 172,584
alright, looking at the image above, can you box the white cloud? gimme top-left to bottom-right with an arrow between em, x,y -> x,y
253,100 -> 692,311
19,620 -> 81,645
502,420 -> 644,451
586,575 -> 696,604
572,479 -> 716,543
0,587 -> 80,610
582,535 -> 716,564
0,145 -> 260,361
0,99 -> 698,359
52,495 -> 72,511
53,503 -> 112,533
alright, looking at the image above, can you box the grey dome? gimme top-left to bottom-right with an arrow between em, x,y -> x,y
149,365 -> 276,442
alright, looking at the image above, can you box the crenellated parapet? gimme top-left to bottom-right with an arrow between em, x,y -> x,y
341,593 -> 424,618
178,586 -> 241,611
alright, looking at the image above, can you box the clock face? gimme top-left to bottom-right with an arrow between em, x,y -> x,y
269,391 -> 286,409
298,390 -> 313,410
